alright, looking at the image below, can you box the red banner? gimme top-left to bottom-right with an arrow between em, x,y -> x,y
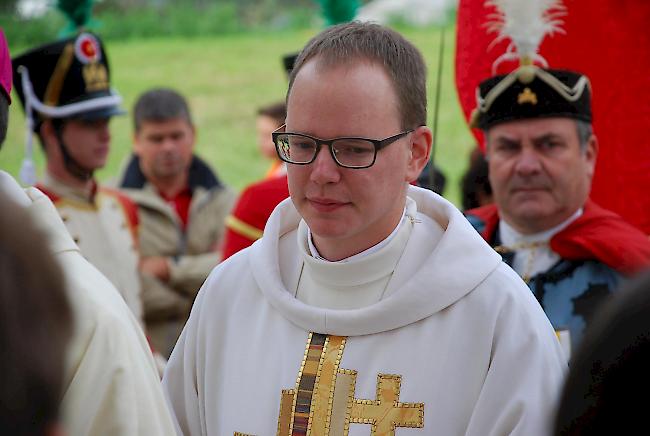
456,0 -> 650,234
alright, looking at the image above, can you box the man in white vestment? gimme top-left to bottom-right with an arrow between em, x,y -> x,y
163,22 -> 567,435
0,29 -> 176,436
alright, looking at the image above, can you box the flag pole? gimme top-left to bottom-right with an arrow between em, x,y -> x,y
429,27 -> 445,191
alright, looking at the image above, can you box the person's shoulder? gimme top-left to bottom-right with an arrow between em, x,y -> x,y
470,262 -> 563,354
553,200 -> 650,274
473,261 -> 544,317
34,182 -> 62,203
99,185 -> 138,211
464,204 -> 499,234
465,213 -> 485,233
188,155 -> 227,191
116,154 -> 147,189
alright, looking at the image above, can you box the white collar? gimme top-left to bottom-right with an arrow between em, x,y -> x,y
499,208 -> 583,248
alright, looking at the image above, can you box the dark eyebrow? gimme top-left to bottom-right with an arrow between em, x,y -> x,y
531,133 -> 565,145
145,133 -> 165,141
494,136 -> 520,148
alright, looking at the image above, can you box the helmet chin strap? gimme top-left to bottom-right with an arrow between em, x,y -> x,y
53,121 -> 94,182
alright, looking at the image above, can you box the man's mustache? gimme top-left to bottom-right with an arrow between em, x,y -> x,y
508,176 -> 552,191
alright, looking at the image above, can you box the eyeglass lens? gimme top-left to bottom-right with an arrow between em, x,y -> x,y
276,134 -> 376,168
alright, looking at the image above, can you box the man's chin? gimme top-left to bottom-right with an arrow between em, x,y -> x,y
510,189 -> 549,202
153,167 -> 183,179
303,214 -> 349,239
87,159 -> 107,170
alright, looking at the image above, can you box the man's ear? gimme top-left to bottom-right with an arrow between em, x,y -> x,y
406,125 -> 432,182
39,120 -> 58,153
132,131 -> 142,156
189,123 -> 197,148
584,133 -> 598,180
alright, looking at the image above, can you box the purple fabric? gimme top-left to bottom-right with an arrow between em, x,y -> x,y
0,30 -> 11,102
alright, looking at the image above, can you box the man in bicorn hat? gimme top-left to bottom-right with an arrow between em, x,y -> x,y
12,32 -> 144,325
116,88 -> 235,358
163,22 -> 566,435
1,30 -> 176,436
464,4 -> 650,357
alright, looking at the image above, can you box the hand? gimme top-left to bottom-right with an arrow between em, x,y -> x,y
139,256 -> 171,282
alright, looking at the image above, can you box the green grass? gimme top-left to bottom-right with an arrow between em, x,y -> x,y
1,26 -> 475,206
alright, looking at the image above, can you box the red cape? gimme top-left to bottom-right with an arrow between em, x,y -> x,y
456,0 -> 650,234
467,201 -> 650,275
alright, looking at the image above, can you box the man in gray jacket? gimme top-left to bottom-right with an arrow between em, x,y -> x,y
118,88 -> 235,357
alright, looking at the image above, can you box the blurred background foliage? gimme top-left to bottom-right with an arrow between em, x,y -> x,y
1,0 -> 457,45
1,0 -> 390,45
0,0 -> 473,205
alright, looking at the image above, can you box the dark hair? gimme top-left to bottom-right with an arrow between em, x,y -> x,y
288,21 -> 428,130
576,119 -> 593,152
461,148 -> 492,211
0,192 -> 72,436
133,87 -> 192,132
257,101 -> 287,125
555,271 -> 650,435
0,92 -> 8,146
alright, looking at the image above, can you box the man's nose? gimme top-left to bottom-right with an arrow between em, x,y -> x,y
161,136 -> 176,151
309,146 -> 341,184
514,147 -> 542,175
98,121 -> 110,141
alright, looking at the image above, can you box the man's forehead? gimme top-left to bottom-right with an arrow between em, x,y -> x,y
67,116 -> 111,126
140,117 -> 192,130
288,60 -> 396,108
291,56 -> 390,92
488,117 -> 577,140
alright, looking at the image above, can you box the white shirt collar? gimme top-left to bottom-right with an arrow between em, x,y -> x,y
499,208 -> 583,280
499,208 -> 584,248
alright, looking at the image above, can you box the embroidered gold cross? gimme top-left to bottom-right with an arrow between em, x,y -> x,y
273,333 -> 424,436
350,374 -> 423,433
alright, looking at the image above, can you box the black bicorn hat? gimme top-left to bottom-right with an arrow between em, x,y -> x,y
470,65 -> 592,130
12,31 -> 125,132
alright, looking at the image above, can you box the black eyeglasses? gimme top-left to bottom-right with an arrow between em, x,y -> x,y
272,125 -> 414,169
